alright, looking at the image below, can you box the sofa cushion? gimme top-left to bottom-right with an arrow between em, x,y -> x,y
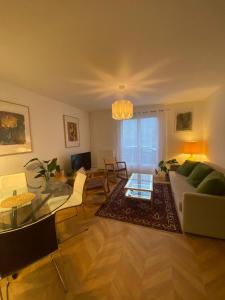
176,160 -> 199,177
197,171 -> 225,195
187,163 -> 213,187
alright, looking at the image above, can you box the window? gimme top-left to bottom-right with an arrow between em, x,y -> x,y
120,117 -> 159,171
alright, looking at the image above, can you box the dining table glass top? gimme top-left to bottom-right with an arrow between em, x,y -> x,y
0,180 -> 72,233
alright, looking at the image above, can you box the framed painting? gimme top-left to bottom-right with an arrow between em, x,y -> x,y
63,115 -> 80,147
175,111 -> 193,132
0,100 -> 32,156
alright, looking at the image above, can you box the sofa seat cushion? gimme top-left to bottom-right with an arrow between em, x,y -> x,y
176,160 -> 199,176
169,171 -> 196,212
187,163 -> 213,187
197,171 -> 225,195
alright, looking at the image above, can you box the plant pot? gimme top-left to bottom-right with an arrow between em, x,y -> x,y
42,177 -> 56,194
165,174 -> 170,181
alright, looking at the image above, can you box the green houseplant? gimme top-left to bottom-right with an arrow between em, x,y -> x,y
156,159 -> 178,176
24,157 -> 61,182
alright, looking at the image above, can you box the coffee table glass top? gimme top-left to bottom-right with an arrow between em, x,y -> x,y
124,173 -> 153,200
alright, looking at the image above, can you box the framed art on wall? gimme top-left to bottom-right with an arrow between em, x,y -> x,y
0,100 -> 32,156
175,111 -> 193,132
63,115 -> 80,147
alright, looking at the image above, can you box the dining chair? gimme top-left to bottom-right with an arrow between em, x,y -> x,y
49,170 -> 87,242
104,157 -> 128,181
0,173 -> 28,196
85,170 -> 109,201
0,213 -> 67,300
0,173 -> 28,214
54,171 -> 87,214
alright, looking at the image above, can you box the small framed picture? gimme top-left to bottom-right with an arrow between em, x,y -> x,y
0,100 -> 32,156
175,111 -> 193,132
63,115 -> 80,147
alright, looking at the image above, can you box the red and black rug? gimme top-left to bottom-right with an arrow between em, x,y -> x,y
95,180 -> 182,233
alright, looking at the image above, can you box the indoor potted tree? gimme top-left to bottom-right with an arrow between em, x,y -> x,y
155,158 -> 178,180
24,157 -> 61,191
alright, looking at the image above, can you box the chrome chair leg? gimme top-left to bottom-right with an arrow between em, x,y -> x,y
0,286 -> 3,300
0,278 -> 10,300
51,256 -> 68,293
81,203 -> 86,217
6,281 -> 9,300
56,204 -> 89,244
75,206 -> 78,215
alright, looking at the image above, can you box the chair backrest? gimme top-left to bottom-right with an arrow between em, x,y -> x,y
0,213 -> 58,278
0,173 -> 28,211
104,157 -> 117,165
0,173 -> 28,194
73,171 -> 87,204
77,167 -> 86,175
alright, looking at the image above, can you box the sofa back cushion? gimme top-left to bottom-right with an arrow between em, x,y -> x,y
197,171 -> 225,195
187,163 -> 213,187
203,161 -> 225,176
176,160 -> 199,177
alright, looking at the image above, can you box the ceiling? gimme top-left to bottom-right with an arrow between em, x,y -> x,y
0,0 -> 224,111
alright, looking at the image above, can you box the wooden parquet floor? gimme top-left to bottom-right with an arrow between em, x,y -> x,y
2,186 -> 225,300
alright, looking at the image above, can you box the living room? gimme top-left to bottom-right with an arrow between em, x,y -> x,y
0,1 -> 225,300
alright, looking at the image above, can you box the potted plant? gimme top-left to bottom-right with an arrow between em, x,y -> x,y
155,158 -> 178,179
24,158 -> 61,191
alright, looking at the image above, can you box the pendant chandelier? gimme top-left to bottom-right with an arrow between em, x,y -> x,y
112,99 -> 133,120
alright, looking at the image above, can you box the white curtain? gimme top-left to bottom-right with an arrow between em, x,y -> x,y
114,110 -> 168,173
158,109 -> 168,163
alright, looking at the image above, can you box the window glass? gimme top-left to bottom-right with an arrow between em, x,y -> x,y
121,117 -> 158,170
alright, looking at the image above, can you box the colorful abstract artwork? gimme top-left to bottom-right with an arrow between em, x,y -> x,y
0,112 -> 25,145
176,111 -> 193,131
63,115 -> 80,147
0,100 -> 32,156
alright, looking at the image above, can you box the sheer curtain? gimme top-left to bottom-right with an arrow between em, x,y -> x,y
114,110 -> 167,173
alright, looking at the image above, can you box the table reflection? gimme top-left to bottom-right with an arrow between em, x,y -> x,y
0,180 -> 72,233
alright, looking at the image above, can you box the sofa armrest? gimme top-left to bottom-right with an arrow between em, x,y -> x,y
183,192 -> 225,239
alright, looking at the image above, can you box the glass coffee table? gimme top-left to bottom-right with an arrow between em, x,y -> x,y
124,173 -> 153,201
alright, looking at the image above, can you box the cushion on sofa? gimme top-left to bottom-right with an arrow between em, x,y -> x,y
197,171 -> 225,195
176,160 -> 199,176
187,163 -> 213,187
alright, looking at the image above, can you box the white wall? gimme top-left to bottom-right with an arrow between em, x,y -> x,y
90,110 -> 114,168
0,80 -> 90,175
90,100 -> 208,167
207,90 -> 225,168
166,101 -> 208,163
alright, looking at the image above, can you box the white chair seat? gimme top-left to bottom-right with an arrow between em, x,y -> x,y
59,193 -> 82,210
47,195 -> 71,212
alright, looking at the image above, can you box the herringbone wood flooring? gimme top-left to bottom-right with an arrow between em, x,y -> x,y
2,185 -> 225,300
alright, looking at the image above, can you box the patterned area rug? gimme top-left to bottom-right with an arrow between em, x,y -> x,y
96,180 -> 182,233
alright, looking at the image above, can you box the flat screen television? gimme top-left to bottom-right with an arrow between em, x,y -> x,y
71,152 -> 91,171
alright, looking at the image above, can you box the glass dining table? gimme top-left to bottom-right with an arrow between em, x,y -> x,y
0,180 -> 72,233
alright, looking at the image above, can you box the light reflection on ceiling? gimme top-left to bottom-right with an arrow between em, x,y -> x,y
70,59 -> 172,101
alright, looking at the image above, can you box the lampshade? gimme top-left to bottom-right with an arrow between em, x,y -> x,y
112,99 -> 133,120
182,141 -> 202,155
